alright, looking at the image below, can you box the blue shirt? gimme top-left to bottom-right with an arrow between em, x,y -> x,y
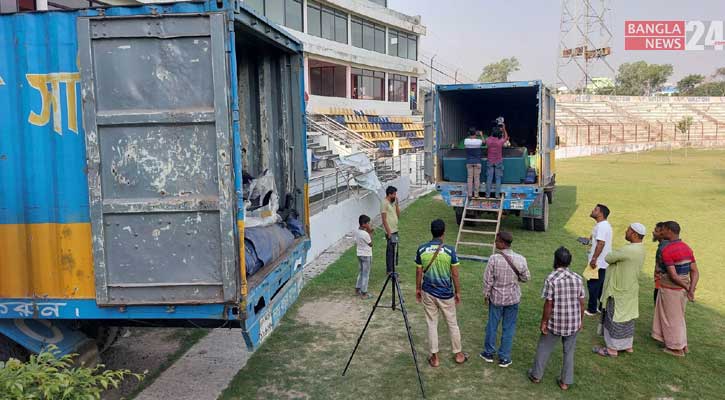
415,239 -> 460,299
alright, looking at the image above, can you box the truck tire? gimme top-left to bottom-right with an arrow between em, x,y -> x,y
81,325 -> 121,354
0,334 -> 29,362
454,207 -> 464,226
533,197 -> 549,232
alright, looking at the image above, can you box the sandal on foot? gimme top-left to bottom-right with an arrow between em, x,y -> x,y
427,355 -> 440,368
592,346 -> 617,357
557,378 -> 569,391
528,373 -> 541,384
455,352 -> 470,364
663,348 -> 685,357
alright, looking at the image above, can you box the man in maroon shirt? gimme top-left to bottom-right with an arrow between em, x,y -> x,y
485,120 -> 509,198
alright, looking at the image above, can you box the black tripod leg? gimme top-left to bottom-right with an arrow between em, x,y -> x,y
393,276 -> 426,399
392,241 -> 399,310
342,273 -> 392,376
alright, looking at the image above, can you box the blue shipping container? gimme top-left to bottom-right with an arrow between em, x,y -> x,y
0,0 -> 310,355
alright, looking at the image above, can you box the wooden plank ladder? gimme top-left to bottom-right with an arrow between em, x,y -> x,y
454,196 -> 505,262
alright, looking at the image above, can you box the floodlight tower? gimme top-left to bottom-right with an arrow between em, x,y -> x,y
556,0 -> 616,93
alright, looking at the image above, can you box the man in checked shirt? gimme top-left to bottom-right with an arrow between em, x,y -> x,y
528,247 -> 585,391
480,231 -> 530,368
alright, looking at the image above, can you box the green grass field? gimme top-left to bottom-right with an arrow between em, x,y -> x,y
220,149 -> 725,400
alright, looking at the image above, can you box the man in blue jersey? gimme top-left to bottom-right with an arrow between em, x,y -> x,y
415,219 -> 468,367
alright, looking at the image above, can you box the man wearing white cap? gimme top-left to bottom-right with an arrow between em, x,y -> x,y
592,223 -> 647,357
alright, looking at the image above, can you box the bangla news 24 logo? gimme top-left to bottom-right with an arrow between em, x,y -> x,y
625,20 -> 724,50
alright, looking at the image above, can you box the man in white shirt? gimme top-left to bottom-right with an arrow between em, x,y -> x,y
354,214 -> 374,299
464,128 -> 484,198
584,204 -> 613,315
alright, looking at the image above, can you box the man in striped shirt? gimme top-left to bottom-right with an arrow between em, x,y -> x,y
652,221 -> 699,357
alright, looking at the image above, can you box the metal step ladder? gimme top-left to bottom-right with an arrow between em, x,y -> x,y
454,196 -> 505,262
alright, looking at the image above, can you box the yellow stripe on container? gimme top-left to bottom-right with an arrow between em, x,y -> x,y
0,223 -> 94,299
238,220 -> 247,299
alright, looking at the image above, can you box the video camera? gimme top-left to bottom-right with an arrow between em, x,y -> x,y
490,116 -> 505,138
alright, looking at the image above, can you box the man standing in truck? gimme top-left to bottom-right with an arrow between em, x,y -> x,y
485,118 -> 509,198
464,127 -> 484,198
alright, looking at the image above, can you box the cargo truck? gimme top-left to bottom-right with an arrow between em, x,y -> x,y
424,81 -> 557,231
0,1 -> 310,360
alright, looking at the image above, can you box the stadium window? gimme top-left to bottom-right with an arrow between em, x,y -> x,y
265,0 -> 284,25
246,0 -> 264,15
351,16 -> 386,54
388,29 -> 418,60
351,17 -> 363,48
374,26 -> 385,53
334,9 -> 347,43
388,74 -> 408,102
388,30 -> 398,57
408,35 -> 417,60
307,1 -> 347,44
362,20 -> 375,51
351,68 -> 385,101
409,77 -> 418,110
307,2 -> 321,36
309,65 -> 346,98
285,0 -> 302,31
398,34 -> 408,59
246,0 -> 302,31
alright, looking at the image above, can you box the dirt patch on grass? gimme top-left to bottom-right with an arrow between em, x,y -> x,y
295,299 -> 367,330
666,384 -> 682,393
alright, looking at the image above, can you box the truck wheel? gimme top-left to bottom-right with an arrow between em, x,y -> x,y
533,197 -> 549,232
0,334 -> 29,362
454,207 -> 464,226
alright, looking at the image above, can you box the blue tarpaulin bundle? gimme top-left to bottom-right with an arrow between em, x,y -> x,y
244,224 -> 295,277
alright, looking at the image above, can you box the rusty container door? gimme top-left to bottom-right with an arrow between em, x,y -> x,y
78,14 -> 238,305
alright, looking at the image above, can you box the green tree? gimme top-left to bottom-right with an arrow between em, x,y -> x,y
690,81 -> 725,96
477,57 -> 520,83
614,61 -> 673,96
676,74 -> 705,95
676,116 -> 694,138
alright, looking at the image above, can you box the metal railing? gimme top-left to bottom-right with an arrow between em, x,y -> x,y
375,153 -> 425,186
308,166 -> 372,215
305,114 -> 376,157
557,121 -> 724,147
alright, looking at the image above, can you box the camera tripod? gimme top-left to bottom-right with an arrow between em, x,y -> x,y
342,241 -> 426,398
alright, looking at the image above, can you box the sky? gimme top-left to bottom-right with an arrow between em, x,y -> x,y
388,0 -> 724,87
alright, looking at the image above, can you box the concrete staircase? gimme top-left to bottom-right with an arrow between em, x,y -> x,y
374,158 -> 400,183
306,136 -> 340,170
